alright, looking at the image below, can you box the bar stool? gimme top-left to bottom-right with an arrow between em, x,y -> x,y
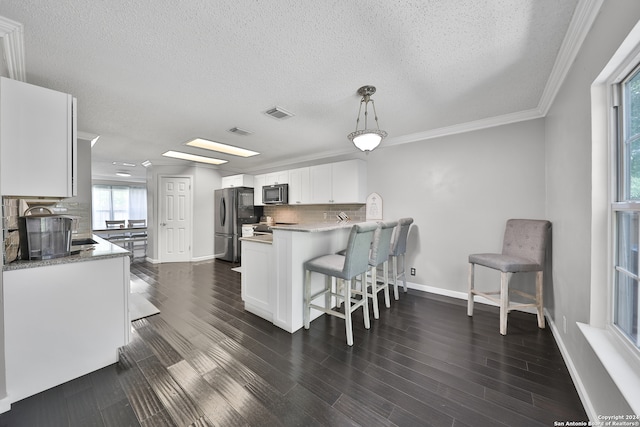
389,218 -> 414,300
366,220 -> 397,319
303,222 -> 378,346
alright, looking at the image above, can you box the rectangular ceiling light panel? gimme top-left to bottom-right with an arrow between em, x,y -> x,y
162,150 -> 228,165
185,138 -> 259,157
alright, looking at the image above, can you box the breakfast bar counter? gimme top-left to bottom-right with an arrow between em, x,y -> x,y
241,221 -> 355,332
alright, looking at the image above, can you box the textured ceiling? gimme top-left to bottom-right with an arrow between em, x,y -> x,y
0,0 -> 580,181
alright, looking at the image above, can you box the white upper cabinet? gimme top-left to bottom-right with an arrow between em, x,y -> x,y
221,174 -> 254,188
264,171 -> 289,185
309,159 -> 366,204
288,167 -> 310,205
0,77 -> 77,197
254,174 -> 266,205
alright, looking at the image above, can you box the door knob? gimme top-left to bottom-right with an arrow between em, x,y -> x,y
160,222 -> 167,226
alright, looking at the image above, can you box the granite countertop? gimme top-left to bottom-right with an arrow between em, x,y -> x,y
3,234 -> 130,271
239,234 -> 273,244
269,221 -> 361,232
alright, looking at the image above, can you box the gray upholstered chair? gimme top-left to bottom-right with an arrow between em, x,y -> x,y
303,222 -> 378,346
367,220 -> 398,319
467,219 -> 551,335
389,217 -> 414,300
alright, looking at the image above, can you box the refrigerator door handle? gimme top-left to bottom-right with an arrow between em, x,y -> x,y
220,197 -> 226,227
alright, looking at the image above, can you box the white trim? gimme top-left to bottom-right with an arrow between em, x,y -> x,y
383,109 -> 544,147
578,323 -> 640,416
0,15 -> 26,81
538,0 -> 604,115
191,254 -> 215,262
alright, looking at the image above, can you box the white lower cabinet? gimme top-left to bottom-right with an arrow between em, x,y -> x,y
2,256 -> 130,405
241,240 -> 274,320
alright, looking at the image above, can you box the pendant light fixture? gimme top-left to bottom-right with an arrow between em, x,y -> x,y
347,85 -> 387,152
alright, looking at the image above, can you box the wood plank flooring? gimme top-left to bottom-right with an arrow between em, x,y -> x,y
0,258 -> 587,426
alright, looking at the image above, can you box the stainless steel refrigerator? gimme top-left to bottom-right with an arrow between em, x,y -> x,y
214,187 -> 259,262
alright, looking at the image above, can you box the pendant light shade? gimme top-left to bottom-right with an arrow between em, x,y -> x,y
347,85 -> 387,152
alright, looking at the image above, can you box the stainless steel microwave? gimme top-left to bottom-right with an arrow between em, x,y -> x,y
262,183 -> 288,204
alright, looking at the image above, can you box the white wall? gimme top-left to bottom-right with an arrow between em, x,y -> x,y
366,118 -> 546,295
544,0 -> 640,417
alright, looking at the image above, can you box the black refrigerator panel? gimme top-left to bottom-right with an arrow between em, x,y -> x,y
237,187 -> 258,224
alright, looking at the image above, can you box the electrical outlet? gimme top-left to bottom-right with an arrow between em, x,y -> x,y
410,267 -> 416,276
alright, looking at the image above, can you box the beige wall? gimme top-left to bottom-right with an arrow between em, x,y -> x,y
366,118 -> 546,294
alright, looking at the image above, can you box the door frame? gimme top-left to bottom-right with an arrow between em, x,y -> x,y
157,174 -> 193,263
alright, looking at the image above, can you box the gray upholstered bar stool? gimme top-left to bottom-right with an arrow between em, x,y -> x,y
467,219 -> 551,335
367,220 -> 398,319
389,217 -> 414,300
303,222 -> 378,346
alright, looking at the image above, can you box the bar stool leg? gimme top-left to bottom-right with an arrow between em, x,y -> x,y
344,278 -> 354,346
370,266 -> 380,319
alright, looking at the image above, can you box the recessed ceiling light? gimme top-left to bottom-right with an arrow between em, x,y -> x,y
185,138 -> 259,157
112,161 -> 136,167
162,150 -> 228,165
141,160 -> 152,167
116,171 -> 132,177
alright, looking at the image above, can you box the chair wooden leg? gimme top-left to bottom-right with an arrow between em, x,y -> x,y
303,269 -> 311,329
382,261 -> 390,308
361,274 -> 370,330
467,263 -> 475,316
325,275 -> 332,312
536,270 -> 545,329
391,256 -> 399,300
401,253 -> 408,293
370,266 -> 380,319
344,279 -> 354,346
500,271 -> 509,335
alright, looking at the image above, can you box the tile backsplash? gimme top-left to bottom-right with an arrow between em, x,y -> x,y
1,197 -> 92,263
262,204 -> 366,224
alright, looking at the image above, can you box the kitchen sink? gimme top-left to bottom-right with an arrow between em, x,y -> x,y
71,238 -> 98,246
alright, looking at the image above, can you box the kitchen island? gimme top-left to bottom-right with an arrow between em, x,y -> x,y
240,222 -> 354,333
1,235 -> 130,409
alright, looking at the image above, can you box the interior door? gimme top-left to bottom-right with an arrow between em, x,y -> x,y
159,176 -> 191,263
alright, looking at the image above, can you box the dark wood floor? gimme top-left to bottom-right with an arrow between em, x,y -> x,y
0,258 -> 587,426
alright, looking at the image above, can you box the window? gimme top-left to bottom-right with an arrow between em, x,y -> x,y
92,184 -> 147,230
613,65 -> 640,349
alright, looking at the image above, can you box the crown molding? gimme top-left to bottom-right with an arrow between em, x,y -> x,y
538,0 -> 604,115
0,15 -> 26,81
384,108 -> 544,146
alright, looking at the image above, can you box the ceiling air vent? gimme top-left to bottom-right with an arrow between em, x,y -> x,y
227,127 -> 253,136
264,106 -> 295,120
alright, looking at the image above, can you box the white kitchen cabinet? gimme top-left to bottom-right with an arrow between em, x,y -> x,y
221,174 -> 254,188
309,159 -> 366,203
0,77 -> 77,197
241,240 -> 274,320
3,254 -> 129,404
265,171 -> 289,185
287,167 -> 310,204
254,174 -> 266,205
253,171 -> 288,205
